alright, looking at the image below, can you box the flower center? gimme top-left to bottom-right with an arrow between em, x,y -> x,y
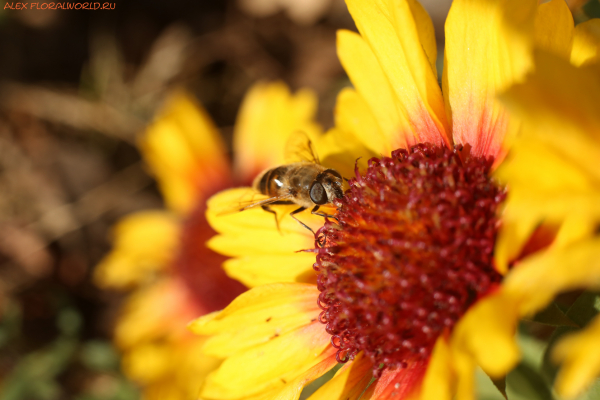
314,143 -> 505,370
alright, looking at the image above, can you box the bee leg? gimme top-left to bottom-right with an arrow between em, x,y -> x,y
310,205 -> 339,221
290,206 -> 315,235
261,205 -> 281,233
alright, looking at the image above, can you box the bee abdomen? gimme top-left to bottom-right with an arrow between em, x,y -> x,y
257,166 -> 290,197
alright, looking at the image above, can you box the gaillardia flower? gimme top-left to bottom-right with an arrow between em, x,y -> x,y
191,1 -> 600,399
94,82 -> 321,399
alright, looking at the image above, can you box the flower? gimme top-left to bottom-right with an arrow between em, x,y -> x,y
94,81 -> 321,399
495,51 -> 600,399
191,1 -> 600,400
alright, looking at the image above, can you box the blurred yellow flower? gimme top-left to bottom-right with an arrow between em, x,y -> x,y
94,81 -> 321,399
495,52 -> 600,399
190,1 -> 600,400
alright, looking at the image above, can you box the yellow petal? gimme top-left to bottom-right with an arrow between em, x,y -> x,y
206,188 -> 319,287
112,273 -> 223,398
552,213 -> 598,250
496,55 -> 600,264
416,337 -> 455,400
122,337 -> 221,400
207,187 -> 326,236
222,254 -> 317,288
451,293 -> 520,378
344,0 -> 449,148
233,82 -> 322,184
308,353 -> 373,400
243,352 -> 339,400
407,0 -> 437,74
122,342 -> 171,383
142,380 -> 194,400
533,0 -> 574,59
269,353 -> 339,400
139,90 -> 230,213
115,278 -> 199,348
553,315 -> 600,399
208,229 -> 313,257
94,211 -> 179,288
333,75 -> 393,157
336,30 -> 407,154
315,126 -> 374,180
452,346 -> 477,400
495,55 -> 600,266
570,19 -> 600,66
503,237 -> 600,316
496,138 -> 597,195
444,0 -> 535,159
494,137 -> 600,272
494,207 -> 539,275
499,53 -> 600,179
201,321 -> 333,399
189,283 -> 320,357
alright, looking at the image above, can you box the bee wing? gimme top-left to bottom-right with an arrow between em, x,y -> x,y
284,131 -> 320,165
217,193 -> 295,216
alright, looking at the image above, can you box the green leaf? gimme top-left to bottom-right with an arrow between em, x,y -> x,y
506,363 -> 555,400
0,299 -> 22,348
582,0 -> 600,20
583,378 -> 600,400
542,292 -> 600,383
475,368 -> 507,400
0,336 -> 77,400
564,292 -> 600,327
57,308 -> 82,336
491,375 -> 508,400
79,340 -> 120,371
299,364 -> 342,400
523,302 -> 578,327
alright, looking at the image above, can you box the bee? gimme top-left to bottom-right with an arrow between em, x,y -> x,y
233,132 -> 344,233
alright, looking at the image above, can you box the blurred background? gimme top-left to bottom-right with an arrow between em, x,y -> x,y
0,0 -> 599,399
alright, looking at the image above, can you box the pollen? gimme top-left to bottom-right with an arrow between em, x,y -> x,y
314,143 -> 505,370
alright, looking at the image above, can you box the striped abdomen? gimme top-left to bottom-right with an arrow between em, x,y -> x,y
255,165 -> 294,197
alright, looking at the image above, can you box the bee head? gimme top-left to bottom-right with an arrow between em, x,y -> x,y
312,169 -> 344,205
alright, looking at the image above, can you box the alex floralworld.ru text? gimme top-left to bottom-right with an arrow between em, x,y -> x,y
4,2 -> 115,10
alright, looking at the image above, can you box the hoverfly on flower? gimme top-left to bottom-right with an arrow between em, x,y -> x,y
223,132 -> 344,233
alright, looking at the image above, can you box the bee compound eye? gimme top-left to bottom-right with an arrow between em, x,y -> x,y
310,182 -> 328,205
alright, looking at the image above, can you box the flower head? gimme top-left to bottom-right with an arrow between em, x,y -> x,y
192,1 -> 600,399
316,144 -> 504,370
